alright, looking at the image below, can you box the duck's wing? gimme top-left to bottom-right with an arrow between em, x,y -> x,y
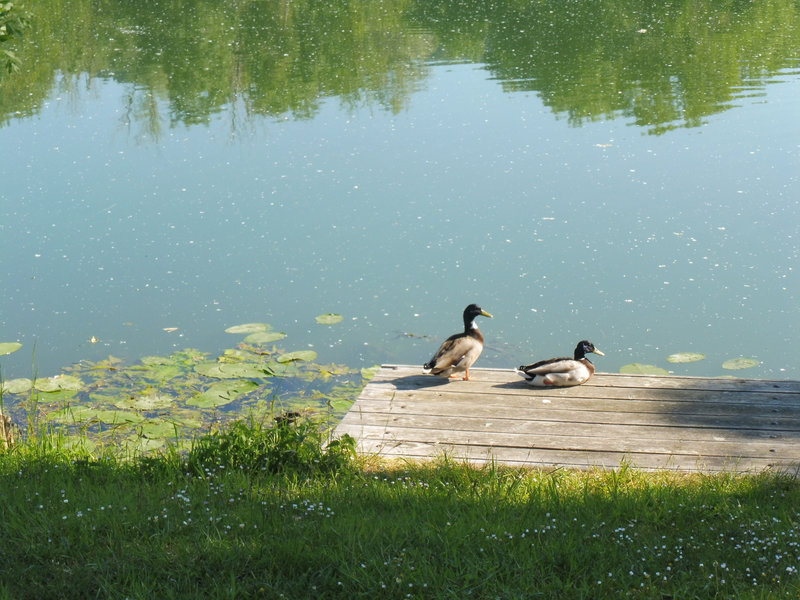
519,357 -> 581,375
425,334 -> 481,372
526,367 -> 590,387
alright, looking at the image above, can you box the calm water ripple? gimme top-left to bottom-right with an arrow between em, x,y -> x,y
1,0 -> 799,382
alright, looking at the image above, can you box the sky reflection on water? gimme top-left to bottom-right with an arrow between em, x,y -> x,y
2,58 -> 799,381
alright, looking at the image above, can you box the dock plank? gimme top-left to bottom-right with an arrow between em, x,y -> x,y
334,365 -> 800,473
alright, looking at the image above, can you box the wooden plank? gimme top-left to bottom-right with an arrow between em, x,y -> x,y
370,365 -> 800,393
365,375 -> 800,402
341,437 -> 789,473
336,422 -> 797,457
338,411 -> 800,444
354,388 -> 800,419
334,365 -> 800,473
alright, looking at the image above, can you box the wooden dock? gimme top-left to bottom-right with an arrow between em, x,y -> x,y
334,365 -> 800,473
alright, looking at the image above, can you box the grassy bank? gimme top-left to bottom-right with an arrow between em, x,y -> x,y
1,418 -> 800,599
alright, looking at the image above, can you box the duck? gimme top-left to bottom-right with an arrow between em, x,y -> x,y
517,340 -> 604,387
423,304 -> 493,381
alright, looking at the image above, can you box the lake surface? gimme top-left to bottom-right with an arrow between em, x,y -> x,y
2,0 -> 800,383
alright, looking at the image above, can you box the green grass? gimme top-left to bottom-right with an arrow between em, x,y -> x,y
2,419 -> 800,599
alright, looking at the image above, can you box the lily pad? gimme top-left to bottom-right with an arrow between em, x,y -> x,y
316,313 -> 343,325
156,409 -> 206,429
138,421 -> 181,439
0,342 -> 22,356
619,363 -> 670,376
34,375 -> 84,392
361,365 -> 381,380
187,380 -> 259,408
263,362 -> 300,377
95,409 -> 146,425
327,398 -> 354,411
667,352 -> 706,364
277,350 -> 318,363
225,323 -> 272,334
244,331 -> 287,345
47,405 -> 144,425
34,378 -> 64,393
91,393 -> 123,404
121,436 -> 165,455
60,436 -> 98,454
195,362 -> 268,379
39,389 -> 78,403
130,393 -> 175,411
1,378 -> 32,394
722,357 -> 760,370
140,355 -> 173,366
141,364 -> 184,381
222,348 -> 261,361
164,414 -> 204,430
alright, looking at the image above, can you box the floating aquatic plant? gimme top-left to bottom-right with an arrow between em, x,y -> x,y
1,378 -> 32,394
225,323 -> 272,334
361,365 -> 380,380
244,331 -> 287,344
316,313 -> 343,325
0,324 -> 377,455
46,405 -> 145,426
722,357 -> 760,370
277,350 -> 318,363
619,363 -> 670,375
666,352 -> 706,363
0,342 -> 22,356
33,375 -> 83,392
194,362 -> 268,379
187,380 -> 260,408
114,393 -> 175,411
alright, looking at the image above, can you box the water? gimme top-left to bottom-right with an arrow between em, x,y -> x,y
2,0 -> 799,383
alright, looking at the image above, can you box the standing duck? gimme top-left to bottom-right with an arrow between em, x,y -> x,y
423,304 -> 493,381
517,340 -> 604,387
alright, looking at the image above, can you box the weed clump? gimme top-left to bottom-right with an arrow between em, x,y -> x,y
184,414 -> 356,477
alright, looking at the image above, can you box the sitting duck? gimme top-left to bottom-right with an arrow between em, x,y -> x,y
423,304 -> 493,381
518,340 -> 604,387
